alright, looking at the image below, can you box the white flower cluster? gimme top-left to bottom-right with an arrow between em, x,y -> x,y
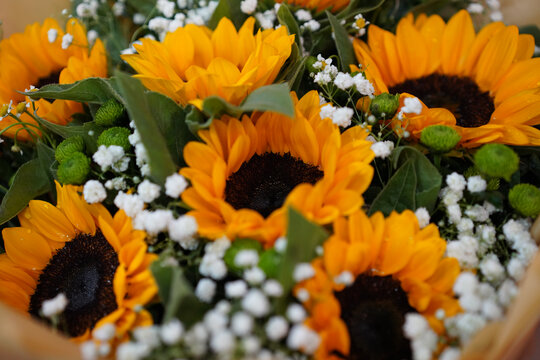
182,237 -> 322,359
76,0 -> 99,19
436,171 -> 537,349
320,103 -> 354,128
93,145 -> 130,172
240,0 -> 257,14
370,140 -> 395,159
467,0 -> 503,21
403,313 -> 438,360
352,14 -> 369,36
128,122 -> 151,177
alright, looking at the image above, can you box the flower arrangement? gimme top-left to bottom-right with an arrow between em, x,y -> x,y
0,0 -> 539,359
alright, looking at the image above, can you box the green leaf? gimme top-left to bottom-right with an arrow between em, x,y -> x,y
25,78 -> 121,104
520,25 -> 540,47
0,159 -> 51,225
326,11 -> 356,72
115,72 -> 177,185
338,0 -> 386,18
150,259 -> 207,326
36,141 -> 57,195
393,146 -> 442,212
276,208 -> 328,311
240,83 -> 295,118
146,92 -> 195,167
208,0 -> 247,29
277,4 -> 302,49
201,83 -> 295,119
369,159 -> 417,216
185,106 -> 214,137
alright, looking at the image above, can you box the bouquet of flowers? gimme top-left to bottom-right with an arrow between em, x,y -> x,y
0,0 -> 539,359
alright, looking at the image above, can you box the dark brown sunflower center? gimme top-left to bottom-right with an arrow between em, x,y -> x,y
389,74 -> 494,128
29,230 -> 119,337
224,153 -> 323,218
36,70 -> 62,89
334,275 -> 415,360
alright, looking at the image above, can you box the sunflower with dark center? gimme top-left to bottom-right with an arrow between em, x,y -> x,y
297,210 -> 462,359
354,10 -> 540,147
180,91 -> 374,246
0,182 -> 157,344
0,18 -> 107,141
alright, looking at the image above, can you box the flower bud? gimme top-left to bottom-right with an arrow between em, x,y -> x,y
16,102 -> 27,114
420,125 -> 461,153
57,152 -> 90,185
0,104 -> 9,117
55,136 -> 85,163
97,127 -> 131,151
509,184 -> 540,218
95,99 -> 125,126
474,144 -> 519,181
369,93 -> 400,120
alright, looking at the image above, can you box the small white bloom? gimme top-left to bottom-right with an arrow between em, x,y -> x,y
168,215 -> 198,249
160,319 -> 184,345
403,313 -> 429,338
457,218 -> 474,234
265,316 -> 289,341
204,310 -> 228,333
114,192 -> 144,218
47,28 -> 58,43
467,3 -> 484,14
296,288 -> 310,302
302,19 -> 321,32
490,10 -> 503,22
133,326 -> 161,350
263,279 -> 284,297
401,97 -> 422,114
498,279 -> 518,306
414,207 -> 430,229
199,257 -> 227,280
157,0 -> 175,18
446,173 -> 467,192
61,33 -> 74,49
235,249 -> 259,267
453,272 -> 478,296
353,73 -> 375,96
467,175 -> 487,193
507,257 -> 526,281
225,280 -> 248,298
459,293 -> 482,312
133,13 -> 146,25
287,324 -> 321,354
244,266 -> 266,284
137,180 -> 161,203
371,141 -> 394,159
479,254 -> 505,283
295,9 -> 312,21
242,289 -> 270,317
333,72 -> 354,90
293,263 -> 316,282
93,323 -> 116,341
274,237 -> 288,253
334,271 -> 354,286
447,203 -> 462,224
465,204 -> 489,222
231,311 -> 253,336
210,330 -> 235,353
93,145 -> 125,171
331,107 -> 354,128
482,299 -> 503,320
439,347 -> 461,360
243,336 -> 261,354
87,30 -> 98,45
195,278 -> 217,303
134,209 -> 174,236
240,0 -> 257,14
80,341 -> 98,360
165,173 -> 188,198
42,293 -> 68,317
83,180 -> 107,204
255,10 -> 276,30
287,303 -> 307,323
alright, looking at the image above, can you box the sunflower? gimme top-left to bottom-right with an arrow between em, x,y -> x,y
0,182 -> 157,344
353,10 -> 540,147
276,0 -> 349,12
298,210 -> 461,359
0,18 -> 107,141
121,17 -> 294,107
179,91 -> 374,246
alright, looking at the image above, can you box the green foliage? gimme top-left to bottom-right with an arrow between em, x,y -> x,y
277,5 -> 302,49
115,72 -> 178,185
97,127 -> 131,151
0,158 -> 51,225
55,136 -> 85,163
258,249 -> 282,279
151,257 -> 208,326
370,146 -> 442,215
56,152 -> 91,185
276,208 -> 328,312
326,11 -> 355,72
208,0 -> 247,29
25,77 -> 122,105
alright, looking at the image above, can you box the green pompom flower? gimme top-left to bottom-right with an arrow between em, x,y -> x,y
420,125 -> 461,153
258,249 -> 282,278
474,144 -> 519,181
55,136 -> 85,163
95,99 -> 124,126
56,152 -> 90,185
464,167 -> 500,191
97,127 -> 131,151
370,93 -> 400,120
509,184 -> 540,218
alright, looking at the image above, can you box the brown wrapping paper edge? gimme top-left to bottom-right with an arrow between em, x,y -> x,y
462,215 -> 540,360
0,302 -> 81,360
